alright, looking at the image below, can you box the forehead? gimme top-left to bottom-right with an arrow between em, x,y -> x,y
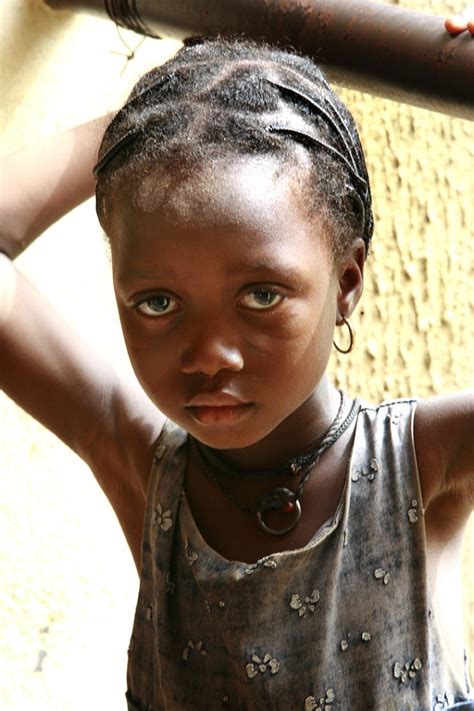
108,155 -> 331,277
119,155 -> 305,224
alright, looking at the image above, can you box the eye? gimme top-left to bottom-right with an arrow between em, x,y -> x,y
239,288 -> 284,311
135,294 -> 178,316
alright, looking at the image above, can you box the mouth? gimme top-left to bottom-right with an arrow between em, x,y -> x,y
187,391 -> 249,407
186,403 -> 254,425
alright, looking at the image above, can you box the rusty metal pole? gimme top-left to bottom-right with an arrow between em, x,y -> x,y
44,0 -> 474,119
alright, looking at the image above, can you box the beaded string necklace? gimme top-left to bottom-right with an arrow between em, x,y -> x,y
189,392 -> 360,536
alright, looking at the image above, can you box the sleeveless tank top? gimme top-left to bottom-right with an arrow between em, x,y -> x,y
125,399 -> 473,710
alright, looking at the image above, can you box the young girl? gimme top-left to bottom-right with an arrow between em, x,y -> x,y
1,26 -> 473,711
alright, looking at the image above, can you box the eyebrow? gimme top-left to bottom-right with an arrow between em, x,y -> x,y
119,260 -> 303,285
226,260 -> 303,280
118,266 -> 177,284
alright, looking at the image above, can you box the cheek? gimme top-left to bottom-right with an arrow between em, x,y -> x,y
278,288 -> 336,351
283,308 -> 334,378
244,298 -> 336,403
272,289 -> 337,383
116,308 -> 177,396
124,342 -> 180,416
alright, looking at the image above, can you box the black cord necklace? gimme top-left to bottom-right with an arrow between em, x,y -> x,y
189,392 -> 360,536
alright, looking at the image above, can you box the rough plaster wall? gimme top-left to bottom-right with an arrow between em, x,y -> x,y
331,0 -> 474,685
0,0 -> 472,708
331,86 -> 474,676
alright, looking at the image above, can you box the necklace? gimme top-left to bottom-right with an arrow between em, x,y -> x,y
189,391 -> 360,536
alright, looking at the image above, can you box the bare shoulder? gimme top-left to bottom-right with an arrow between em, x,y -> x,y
414,390 -> 473,537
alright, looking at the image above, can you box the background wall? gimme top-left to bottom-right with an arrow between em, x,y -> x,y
0,0 -> 472,708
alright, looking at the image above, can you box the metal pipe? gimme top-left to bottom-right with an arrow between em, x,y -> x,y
44,0 -> 474,120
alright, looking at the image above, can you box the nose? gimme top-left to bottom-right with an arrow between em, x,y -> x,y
180,323 -> 244,377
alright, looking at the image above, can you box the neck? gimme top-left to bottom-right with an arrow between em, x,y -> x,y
211,377 -> 342,472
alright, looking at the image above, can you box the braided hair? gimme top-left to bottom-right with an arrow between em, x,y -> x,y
95,37 -> 373,258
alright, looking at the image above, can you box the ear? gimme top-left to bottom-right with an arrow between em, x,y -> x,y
335,238 -> 365,324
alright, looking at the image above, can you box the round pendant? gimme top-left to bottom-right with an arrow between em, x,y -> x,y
256,487 -> 302,536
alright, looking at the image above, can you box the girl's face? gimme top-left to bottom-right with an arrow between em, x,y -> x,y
108,157 -> 364,451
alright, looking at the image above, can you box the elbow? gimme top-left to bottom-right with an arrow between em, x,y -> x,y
0,229 -> 24,261
0,252 -> 16,330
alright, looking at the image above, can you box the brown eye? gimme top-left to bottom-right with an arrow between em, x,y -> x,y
239,288 -> 284,311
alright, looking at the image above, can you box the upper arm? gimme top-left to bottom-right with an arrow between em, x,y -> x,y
0,252 -> 119,460
86,377 -> 166,569
0,254 -> 165,556
414,390 -> 474,524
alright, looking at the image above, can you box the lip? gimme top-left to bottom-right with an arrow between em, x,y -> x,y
186,402 -> 254,425
187,392 -> 249,407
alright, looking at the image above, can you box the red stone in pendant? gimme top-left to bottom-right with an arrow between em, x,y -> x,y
281,501 -> 295,513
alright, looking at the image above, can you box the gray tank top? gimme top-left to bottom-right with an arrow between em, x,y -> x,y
126,399 -> 473,710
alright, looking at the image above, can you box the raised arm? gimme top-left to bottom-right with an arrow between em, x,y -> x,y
0,253 -> 164,567
0,113 -> 114,259
0,116 -> 165,568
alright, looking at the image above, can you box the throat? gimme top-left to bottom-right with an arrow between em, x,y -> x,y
183,433 -> 353,564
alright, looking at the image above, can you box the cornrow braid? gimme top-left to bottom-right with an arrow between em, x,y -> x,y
95,37 -> 374,256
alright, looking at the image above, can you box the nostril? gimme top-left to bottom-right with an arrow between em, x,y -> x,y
180,341 -> 244,376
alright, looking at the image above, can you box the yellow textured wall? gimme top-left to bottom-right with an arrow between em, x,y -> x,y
0,0 -> 472,708
331,0 -> 474,683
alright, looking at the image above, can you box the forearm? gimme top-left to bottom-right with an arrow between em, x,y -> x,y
0,112 -> 115,259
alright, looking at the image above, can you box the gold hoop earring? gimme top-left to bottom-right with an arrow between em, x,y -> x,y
333,316 -> 354,354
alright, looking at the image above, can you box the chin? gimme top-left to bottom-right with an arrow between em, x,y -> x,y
177,412 -> 270,451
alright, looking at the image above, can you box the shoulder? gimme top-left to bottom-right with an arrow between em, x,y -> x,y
357,397 -> 417,432
413,390 -> 473,530
354,397 -> 418,470
355,392 -> 473,537
357,393 -> 473,502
